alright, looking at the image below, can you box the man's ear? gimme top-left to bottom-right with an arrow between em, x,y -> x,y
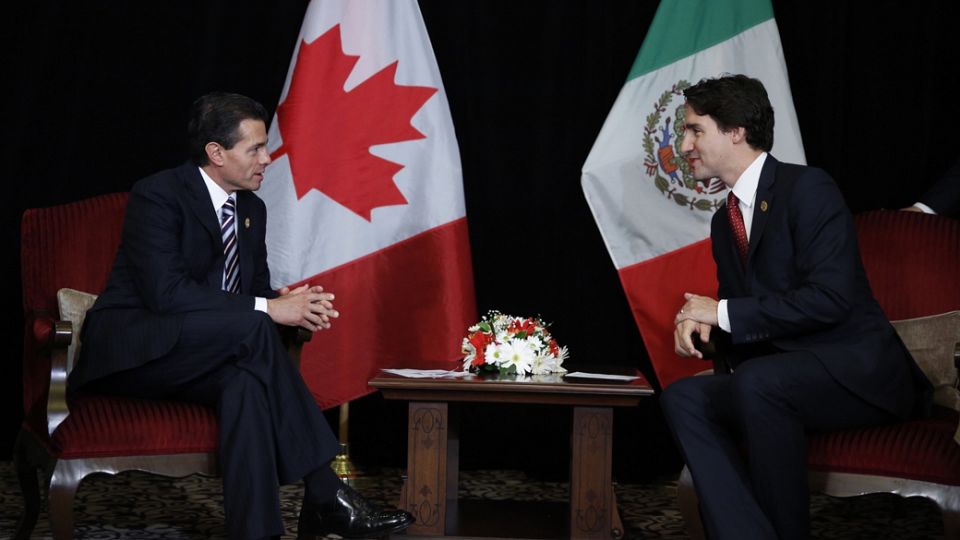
729,126 -> 748,145
205,142 -> 224,166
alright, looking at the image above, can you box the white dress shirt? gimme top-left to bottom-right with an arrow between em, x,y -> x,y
199,167 -> 268,313
717,152 -> 767,333
912,201 -> 935,214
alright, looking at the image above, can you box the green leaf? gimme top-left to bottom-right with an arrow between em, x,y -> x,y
655,174 -> 668,194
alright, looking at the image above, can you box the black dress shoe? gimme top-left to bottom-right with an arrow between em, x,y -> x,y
298,484 -> 415,539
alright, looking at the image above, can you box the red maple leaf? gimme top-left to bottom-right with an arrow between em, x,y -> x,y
271,25 -> 437,221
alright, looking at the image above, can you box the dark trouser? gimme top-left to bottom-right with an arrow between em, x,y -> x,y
660,351 -> 895,540
85,311 -> 339,540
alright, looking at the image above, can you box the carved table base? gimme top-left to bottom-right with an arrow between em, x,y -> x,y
371,371 -> 653,539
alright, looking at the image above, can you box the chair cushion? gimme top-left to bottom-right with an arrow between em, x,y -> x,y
891,310 -> 960,446
891,311 -> 960,412
48,395 -> 218,459
807,406 -> 960,486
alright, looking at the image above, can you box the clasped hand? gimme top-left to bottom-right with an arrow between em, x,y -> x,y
673,292 -> 719,359
267,284 -> 339,332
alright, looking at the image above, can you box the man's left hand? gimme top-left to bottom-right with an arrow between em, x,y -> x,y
674,319 -> 712,359
675,292 -> 719,326
272,284 -> 339,331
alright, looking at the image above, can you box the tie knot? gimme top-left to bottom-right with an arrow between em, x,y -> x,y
727,191 -> 739,207
223,196 -> 236,215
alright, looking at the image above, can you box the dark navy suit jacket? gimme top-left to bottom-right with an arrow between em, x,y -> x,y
712,155 -> 930,419
72,163 -> 279,389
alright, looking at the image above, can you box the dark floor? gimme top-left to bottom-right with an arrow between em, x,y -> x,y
0,461 -> 946,539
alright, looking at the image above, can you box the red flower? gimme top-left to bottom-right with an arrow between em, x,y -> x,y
508,318 -> 538,337
468,331 -> 493,367
548,339 -> 559,357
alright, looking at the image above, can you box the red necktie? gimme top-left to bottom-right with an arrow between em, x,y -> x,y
727,191 -> 748,269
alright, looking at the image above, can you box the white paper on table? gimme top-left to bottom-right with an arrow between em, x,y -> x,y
564,371 -> 639,381
381,368 -> 472,378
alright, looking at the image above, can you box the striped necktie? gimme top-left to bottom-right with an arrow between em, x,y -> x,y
221,195 -> 240,293
727,191 -> 749,270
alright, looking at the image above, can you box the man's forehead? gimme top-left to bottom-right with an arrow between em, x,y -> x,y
683,106 -> 714,126
238,119 -> 268,143
239,118 -> 266,133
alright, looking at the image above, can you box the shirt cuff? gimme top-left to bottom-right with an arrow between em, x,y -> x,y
717,299 -> 731,333
255,296 -> 268,313
913,202 -> 936,214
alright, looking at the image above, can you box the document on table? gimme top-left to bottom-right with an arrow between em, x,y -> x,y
381,368 -> 472,378
564,371 -> 639,381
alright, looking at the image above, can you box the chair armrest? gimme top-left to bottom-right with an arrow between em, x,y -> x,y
47,320 -> 73,437
278,325 -> 313,370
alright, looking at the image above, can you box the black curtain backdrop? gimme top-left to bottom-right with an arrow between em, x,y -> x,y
4,1 -> 959,479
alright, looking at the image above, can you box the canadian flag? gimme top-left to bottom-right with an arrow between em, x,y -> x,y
260,0 -> 476,407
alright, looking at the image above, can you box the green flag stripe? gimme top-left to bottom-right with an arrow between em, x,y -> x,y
627,0 -> 773,81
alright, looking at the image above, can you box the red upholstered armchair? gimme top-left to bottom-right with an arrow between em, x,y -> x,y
14,193 -> 306,539
674,210 -> 960,539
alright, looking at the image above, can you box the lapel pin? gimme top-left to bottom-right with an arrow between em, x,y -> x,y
245,217 -> 251,229
760,200 -> 768,212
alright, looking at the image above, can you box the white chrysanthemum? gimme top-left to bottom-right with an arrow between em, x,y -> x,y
530,344 -> 569,375
499,338 -> 536,375
462,338 -> 476,370
553,346 -> 570,373
530,353 -> 551,375
484,342 -> 505,366
526,335 -> 544,353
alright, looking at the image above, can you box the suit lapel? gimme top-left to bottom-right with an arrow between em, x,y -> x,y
747,155 -> 777,265
181,165 -> 221,241
717,197 -> 750,292
236,193 -> 255,294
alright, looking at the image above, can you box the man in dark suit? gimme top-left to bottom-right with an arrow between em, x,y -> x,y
662,75 -> 931,540
70,92 -> 413,540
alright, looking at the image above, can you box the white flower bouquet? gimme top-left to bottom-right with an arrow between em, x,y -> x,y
461,311 -> 569,376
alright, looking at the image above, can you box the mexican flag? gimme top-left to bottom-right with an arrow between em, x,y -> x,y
582,0 -> 805,388
259,0 -> 476,407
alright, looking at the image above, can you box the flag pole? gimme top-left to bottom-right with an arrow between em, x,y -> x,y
331,402 -> 360,483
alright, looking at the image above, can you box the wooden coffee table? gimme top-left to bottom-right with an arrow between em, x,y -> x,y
368,368 -> 654,539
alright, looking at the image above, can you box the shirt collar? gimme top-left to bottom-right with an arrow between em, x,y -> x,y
198,166 -> 232,214
730,152 -> 767,208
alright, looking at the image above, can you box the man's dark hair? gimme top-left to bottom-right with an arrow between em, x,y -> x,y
187,92 -> 270,166
683,74 -> 774,152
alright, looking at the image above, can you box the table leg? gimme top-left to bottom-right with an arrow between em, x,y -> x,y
570,406 -> 613,540
405,401 -> 449,536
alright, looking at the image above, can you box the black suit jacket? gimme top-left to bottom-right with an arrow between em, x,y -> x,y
72,164 -> 278,388
711,155 -> 930,419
